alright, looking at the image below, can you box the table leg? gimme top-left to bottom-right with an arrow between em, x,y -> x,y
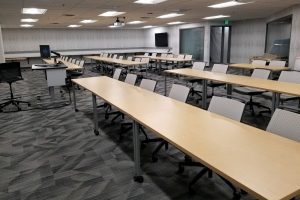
73,84 -> 78,112
92,94 -> 100,136
164,74 -> 167,96
133,121 -> 143,183
226,84 -> 232,98
202,80 -> 207,109
271,92 -> 280,114
49,86 -> 55,100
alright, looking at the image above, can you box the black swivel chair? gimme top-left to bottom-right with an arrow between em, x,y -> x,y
0,62 -> 30,112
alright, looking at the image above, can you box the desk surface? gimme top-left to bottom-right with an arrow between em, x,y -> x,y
43,58 -> 83,71
72,76 -> 300,200
86,56 -> 147,66
166,68 -> 300,97
135,55 -> 192,62
229,63 -> 288,72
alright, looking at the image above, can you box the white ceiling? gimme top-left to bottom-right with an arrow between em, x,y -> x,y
0,0 -> 299,29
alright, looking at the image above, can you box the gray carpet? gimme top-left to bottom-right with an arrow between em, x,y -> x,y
0,63 -> 299,200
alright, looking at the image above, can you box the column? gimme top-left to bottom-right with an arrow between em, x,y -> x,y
0,25 -> 5,63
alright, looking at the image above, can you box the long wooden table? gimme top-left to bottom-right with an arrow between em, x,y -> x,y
165,69 -> 300,112
229,63 -> 288,72
86,56 -> 148,67
72,76 -> 300,200
43,58 -> 83,71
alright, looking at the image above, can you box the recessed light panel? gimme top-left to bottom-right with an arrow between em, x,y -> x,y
142,25 -> 157,28
128,21 -> 145,24
203,15 -> 230,19
134,0 -> 167,4
99,11 -> 125,17
167,21 -> 185,25
22,8 -> 47,15
208,1 -> 249,8
20,24 -> 34,27
21,18 -> 38,23
157,13 -> 184,19
68,25 -> 82,28
80,19 -> 97,23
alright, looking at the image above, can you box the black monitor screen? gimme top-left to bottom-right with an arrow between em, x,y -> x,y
155,33 -> 168,47
40,45 -> 51,58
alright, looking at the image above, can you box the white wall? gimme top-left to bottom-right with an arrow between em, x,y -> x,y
145,23 -> 212,64
0,25 -> 5,63
2,28 -> 148,53
230,19 -> 266,63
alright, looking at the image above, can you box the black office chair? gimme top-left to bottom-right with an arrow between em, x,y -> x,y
0,62 -> 30,112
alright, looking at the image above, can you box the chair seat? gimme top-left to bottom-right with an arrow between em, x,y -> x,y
263,92 -> 300,100
234,87 -> 266,95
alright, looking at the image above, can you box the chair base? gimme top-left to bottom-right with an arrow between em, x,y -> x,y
0,99 -> 30,112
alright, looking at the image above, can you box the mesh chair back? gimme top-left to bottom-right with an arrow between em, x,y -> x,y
0,62 -> 22,82
75,60 -> 80,65
140,79 -> 157,92
267,109 -> 300,142
269,60 -> 286,67
294,57 -> 300,71
178,54 -> 185,59
113,68 -> 122,80
192,62 -> 205,71
124,74 -> 137,85
79,60 -> 85,67
152,53 -> 157,57
161,53 -> 167,58
252,60 -> 266,66
211,64 -> 228,74
169,84 -> 190,103
113,54 -> 117,59
185,55 -> 193,60
127,56 -> 133,61
118,56 -> 124,60
208,96 -> 245,121
251,69 -> 270,79
278,71 -> 300,84
144,53 -> 149,56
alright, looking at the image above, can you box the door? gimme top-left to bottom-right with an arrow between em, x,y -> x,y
210,26 -> 231,64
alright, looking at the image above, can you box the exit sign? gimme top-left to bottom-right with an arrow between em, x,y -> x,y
224,19 -> 230,25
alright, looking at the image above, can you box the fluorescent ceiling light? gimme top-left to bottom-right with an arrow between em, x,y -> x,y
99,11 -> 125,17
68,25 -> 82,28
20,24 -> 34,27
142,25 -> 157,28
21,18 -> 38,23
167,21 -> 185,25
22,8 -> 47,15
128,21 -> 145,24
134,0 -> 167,4
108,25 -> 119,28
203,15 -> 230,20
80,19 -> 97,23
208,1 -> 249,8
157,13 -> 184,19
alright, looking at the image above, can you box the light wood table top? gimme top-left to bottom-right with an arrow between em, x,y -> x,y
43,58 -> 83,71
229,63 -> 288,72
86,56 -> 147,66
72,76 -> 300,200
135,55 -> 192,62
165,68 -> 300,97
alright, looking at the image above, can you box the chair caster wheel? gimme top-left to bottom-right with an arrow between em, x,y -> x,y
152,156 -> 158,162
94,130 -> 99,136
232,193 -> 241,200
177,166 -> 184,174
134,176 -> 144,183
75,109 -> 79,112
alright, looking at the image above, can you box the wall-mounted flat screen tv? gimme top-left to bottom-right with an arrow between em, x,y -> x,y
39,45 -> 51,58
155,33 -> 168,47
